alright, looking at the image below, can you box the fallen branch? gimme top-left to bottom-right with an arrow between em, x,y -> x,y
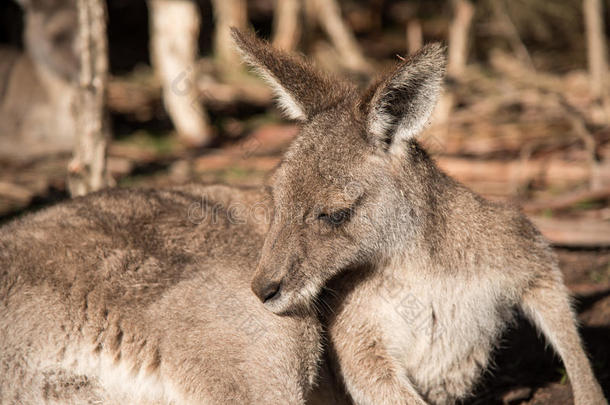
0,181 -> 33,203
523,187 -> 610,212
197,78 -> 272,108
531,216 -> 610,247
107,74 -> 274,118
436,157 -> 610,189
107,77 -> 159,119
557,95 -> 602,189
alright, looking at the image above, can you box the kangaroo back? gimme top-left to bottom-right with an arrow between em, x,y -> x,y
0,185 -> 322,404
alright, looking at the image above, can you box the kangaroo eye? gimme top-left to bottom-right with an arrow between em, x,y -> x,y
318,209 -> 351,226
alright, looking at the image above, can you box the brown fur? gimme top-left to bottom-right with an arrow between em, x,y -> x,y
0,185 -> 322,404
0,28 -> 606,405
234,30 -> 607,405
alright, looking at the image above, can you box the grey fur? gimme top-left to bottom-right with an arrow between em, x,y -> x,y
0,185 -> 322,404
0,28 -> 606,405
234,30 -> 607,405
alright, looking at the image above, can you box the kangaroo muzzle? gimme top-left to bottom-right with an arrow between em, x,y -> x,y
251,273 -> 283,303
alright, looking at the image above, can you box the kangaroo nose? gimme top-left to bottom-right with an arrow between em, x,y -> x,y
252,278 -> 281,303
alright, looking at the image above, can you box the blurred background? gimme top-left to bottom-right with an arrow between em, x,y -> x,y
0,1 -> 609,402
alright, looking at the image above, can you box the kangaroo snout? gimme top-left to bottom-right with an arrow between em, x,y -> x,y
251,273 -> 282,303
252,226 -> 294,308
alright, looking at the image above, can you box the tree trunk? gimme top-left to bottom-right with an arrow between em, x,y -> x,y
310,0 -> 371,73
273,0 -> 302,51
148,0 -> 211,147
67,0 -> 111,197
211,0 -> 247,67
434,0 -> 475,143
584,0 -> 608,100
406,19 -> 422,54
447,0 -> 474,78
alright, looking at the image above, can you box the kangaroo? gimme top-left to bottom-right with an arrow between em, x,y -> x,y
0,184 -> 325,404
0,0 -> 78,159
232,30 -> 608,405
1,28 -> 605,405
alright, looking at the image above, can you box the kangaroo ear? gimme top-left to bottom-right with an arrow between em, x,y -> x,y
231,28 -> 350,121
363,43 -> 446,151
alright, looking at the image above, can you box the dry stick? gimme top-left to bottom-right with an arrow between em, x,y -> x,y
272,0 -> 302,51
436,157 -> 610,188
522,186 -> 610,212
556,95 -> 602,190
107,76 -> 273,117
211,0 -> 247,68
490,0 -> 535,72
434,0 -> 475,142
67,0 -> 111,197
486,51 -> 603,190
406,19 -> 423,55
531,217 -> 610,247
148,0 -> 211,147
583,0 -> 609,103
516,138 -> 538,197
302,0 -> 318,40
447,0 -> 474,78
0,181 -> 33,203
310,0 -> 371,73
502,91 -> 600,191
197,79 -> 272,108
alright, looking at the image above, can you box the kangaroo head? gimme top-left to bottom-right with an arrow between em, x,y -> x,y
232,29 -> 446,314
19,0 -> 79,81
